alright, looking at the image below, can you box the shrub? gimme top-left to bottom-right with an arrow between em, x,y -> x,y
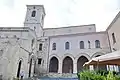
96,70 -> 109,76
78,70 -> 120,80
115,75 -> 120,80
13,77 -> 19,80
80,70 -> 106,80
107,71 -> 116,80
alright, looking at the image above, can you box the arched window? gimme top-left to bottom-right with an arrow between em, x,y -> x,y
80,41 -> 84,49
88,41 -> 91,49
65,42 -> 70,50
39,43 -> 42,51
95,40 -> 100,48
112,33 -> 116,44
31,11 -> 36,17
31,39 -> 34,47
52,43 -> 56,50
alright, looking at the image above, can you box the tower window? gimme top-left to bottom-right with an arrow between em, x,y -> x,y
38,58 -> 42,64
52,43 -> 56,50
33,6 -> 35,9
112,33 -> 116,44
65,42 -> 70,50
31,11 -> 36,17
80,41 -> 84,49
39,44 -> 43,51
95,40 -> 100,48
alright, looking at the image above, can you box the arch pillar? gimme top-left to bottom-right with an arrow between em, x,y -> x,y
73,60 -> 77,73
58,60 -> 62,73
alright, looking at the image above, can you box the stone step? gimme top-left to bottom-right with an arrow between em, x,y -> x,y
40,73 -> 78,78
38,78 -> 78,80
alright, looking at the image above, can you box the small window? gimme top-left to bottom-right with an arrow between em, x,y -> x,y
42,15 -> 44,21
34,26 -> 36,30
31,39 -> 34,47
95,40 -> 100,48
112,33 -> 116,44
52,43 -> 56,50
65,42 -> 70,50
31,11 -> 36,17
33,6 -> 35,9
39,44 -> 43,51
38,58 -> 42,64
13,35 -> 16,38
80,41 -> 84,49
88,41 -> 91,49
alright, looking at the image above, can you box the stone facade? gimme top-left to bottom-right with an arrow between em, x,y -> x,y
0,5 -> 119,80
106,11 -> 120,51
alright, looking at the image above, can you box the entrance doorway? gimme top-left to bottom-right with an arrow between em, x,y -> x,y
62,56 -> 73,73
77,56 -> 88,72
49,57 -> 58,73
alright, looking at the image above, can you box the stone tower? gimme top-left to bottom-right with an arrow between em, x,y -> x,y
24,5 -> 45,37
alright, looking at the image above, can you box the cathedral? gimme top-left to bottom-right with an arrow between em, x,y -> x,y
0,5 -> 120,80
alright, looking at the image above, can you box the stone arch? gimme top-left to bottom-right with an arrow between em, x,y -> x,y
75,53 -> 90,62
91,52 -> 107,70
62,56 -> 73,73
49,54 -> 61,61
91,52 -> 105,58
49,56 -> 59,73
17,58 -> 23,63
77,56 -> 89,72
62,53 -> 75,61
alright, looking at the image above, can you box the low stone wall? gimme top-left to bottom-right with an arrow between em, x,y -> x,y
43,73 -> 78,78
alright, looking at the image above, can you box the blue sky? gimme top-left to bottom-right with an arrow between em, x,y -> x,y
0,0 -> 119,31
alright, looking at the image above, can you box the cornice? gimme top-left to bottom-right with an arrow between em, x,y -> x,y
0,27 -> 30,32
43,24 -> 95,30
47,31 -> 107,38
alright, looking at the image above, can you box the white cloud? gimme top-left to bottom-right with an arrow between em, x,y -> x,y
0,0 -> 119,31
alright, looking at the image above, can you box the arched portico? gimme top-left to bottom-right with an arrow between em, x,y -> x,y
49,57 -> 59,73
62,56 -> 73,73
74,53 -> 90,73
91,52 -> 106,70
77,56 -> 88,72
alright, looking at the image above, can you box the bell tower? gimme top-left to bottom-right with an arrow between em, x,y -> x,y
24,5 -> 46,37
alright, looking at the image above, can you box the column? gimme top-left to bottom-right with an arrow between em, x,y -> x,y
58,60 -> 62,73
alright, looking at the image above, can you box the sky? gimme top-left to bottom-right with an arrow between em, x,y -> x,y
0,0 -> 119,31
